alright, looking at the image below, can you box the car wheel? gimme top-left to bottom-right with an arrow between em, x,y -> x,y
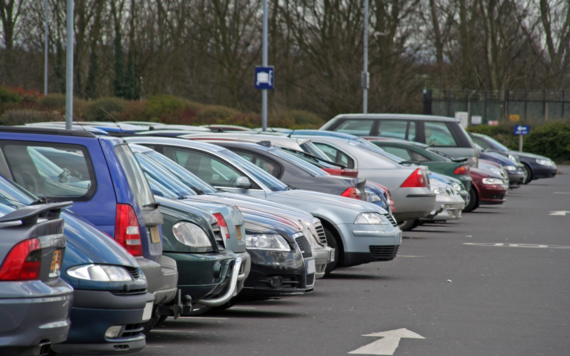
398,219 -> 418,231
142,307 -> 168,334
324,227 -> 340,276
463,187 -> 479,212
522,164 -> 533,184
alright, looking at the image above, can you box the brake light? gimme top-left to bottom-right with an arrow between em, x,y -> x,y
400,168 -> 427,188
0,238 -> 42,280
213,213 -> 230,239
341,187 -> 361,199
454,165 -> 470,175
114,204 -> 143,256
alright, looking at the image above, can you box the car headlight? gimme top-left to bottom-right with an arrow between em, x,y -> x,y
508,154 -> 518,163
452,183 -> 462,191
482,178 -> 504,185
354,212 -> 388,224
67,264 -> 133,282
433,187 -> 448,195
504,165 -> 516,171
245,233 -> 290,251
536,158 -> 555,167
173,222 -> 212,250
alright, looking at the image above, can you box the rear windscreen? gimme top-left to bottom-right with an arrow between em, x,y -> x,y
114,144 -> 156,210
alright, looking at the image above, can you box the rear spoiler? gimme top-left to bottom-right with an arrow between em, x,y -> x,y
0,202 -> 73,225
451,157 -> 469,163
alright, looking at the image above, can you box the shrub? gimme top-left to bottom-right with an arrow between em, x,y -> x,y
117,100 -> 148,122
280,110 -> 324,128
145,95 -> 192,122
524,122 -> 570,160
1,110 -> 63,125
38,93 -> 66,108
197,105 -> 240,124
83,97 -> 126,121
0,86 -> 22,104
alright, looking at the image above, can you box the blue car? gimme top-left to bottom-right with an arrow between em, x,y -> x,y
0,126 -> 179,329
0,176 -> 154,354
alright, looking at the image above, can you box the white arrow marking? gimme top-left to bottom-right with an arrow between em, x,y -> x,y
549,211 -> 570,216
349,328 -> 425,355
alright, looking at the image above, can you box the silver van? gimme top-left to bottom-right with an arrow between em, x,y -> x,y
320,114 -> 480,166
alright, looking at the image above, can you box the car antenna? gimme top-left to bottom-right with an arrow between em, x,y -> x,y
287,129 -> 295,138
64,110 -> 88,131
100,106 -> 124,134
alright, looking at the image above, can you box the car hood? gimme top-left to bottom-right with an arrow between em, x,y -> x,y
509,151 -> 549,160
175,197 -> 244,226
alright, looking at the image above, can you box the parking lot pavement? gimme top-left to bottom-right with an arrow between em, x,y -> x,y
140,166 -> 570,356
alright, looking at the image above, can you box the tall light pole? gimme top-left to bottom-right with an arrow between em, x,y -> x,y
362,0 -> 369,114
65,0 -> 74,129
44,0 -> 49,95
261,0 -> 268,131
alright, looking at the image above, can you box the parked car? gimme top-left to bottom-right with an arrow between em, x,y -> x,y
0,176 -> 154,354
200,125 -> 254,132
469,132 -> 557,184
320,114 -> 480,166
464,167 -> 508,212
0,127 -> 180,329
0,200 -> 73,356
126,143 -> 333,279
477,149 -> 526,187
365,138 -> 473,192
125,137 -> 401,274
422,173 -> 465,222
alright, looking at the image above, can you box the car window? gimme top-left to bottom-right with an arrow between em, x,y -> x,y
253,155 -> 281,177
333,119 -> 374,136
237,152 -> 254,162
313,142 -> 355,168
424,122 -> 458,147
382,146 -> 412,161
377,120 -> 408,139
271,148 -> 328,176
411,151 -> 430,162
114,144 -> 156,210
471,136 -> 492,149
1,143 -> 96,201
408,122 -> 417,140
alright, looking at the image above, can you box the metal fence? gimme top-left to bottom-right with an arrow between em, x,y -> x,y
422,89 -> 570,124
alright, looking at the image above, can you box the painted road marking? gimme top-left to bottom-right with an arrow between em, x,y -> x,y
397,255 -> 425,258
549,211 -> 570,216
349,328 -> 424,355
554,192 -> 570,194
464,243 -> 570,249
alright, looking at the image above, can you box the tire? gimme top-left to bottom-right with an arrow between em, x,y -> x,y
522,164 -> 533,184
463,186 -> 479,212
324,227 -> 340,276
398,219 -> 418,231
142,307 -> 168,334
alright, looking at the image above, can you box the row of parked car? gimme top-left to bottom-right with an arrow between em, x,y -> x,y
0,113 -> 557,355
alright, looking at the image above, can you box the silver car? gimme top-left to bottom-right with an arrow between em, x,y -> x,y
125,137 -> 401,274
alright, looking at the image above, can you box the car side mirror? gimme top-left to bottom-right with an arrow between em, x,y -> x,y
236,176 -> 251,189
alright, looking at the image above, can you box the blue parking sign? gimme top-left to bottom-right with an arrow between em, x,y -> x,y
255,66 -> 274,90
513,125 -> 529,135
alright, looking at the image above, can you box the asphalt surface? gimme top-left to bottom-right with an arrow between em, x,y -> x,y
140,167 -> 570,356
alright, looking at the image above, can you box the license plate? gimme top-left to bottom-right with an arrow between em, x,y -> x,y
306,259 -> 316,274
49,250 -> 62,278
236,225 -> 243,240
142,302 -> 153,321
150,226 -> 161,244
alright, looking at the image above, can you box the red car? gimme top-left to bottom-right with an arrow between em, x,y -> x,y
464,167 -> 508,212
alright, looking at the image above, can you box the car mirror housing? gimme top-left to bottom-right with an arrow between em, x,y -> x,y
236,176 -> 252,189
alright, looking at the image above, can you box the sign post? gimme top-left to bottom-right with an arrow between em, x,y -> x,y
513,125 -> 529,152
259,0 -> 270,131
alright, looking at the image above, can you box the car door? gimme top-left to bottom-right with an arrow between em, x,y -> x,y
158,145 -> 267,198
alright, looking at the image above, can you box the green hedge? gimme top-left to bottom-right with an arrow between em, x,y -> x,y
0,87 -> 22,104
83,97 -> 126,121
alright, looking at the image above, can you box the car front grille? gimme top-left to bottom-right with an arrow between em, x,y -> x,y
120,324 -> 144,338
112,288 -> 147,296
384,214 -> 398,227
295,235 -> 313,258
306,273 -> 315,286
125,267 -> 140,280
369,245 -> 399,261
212,223 -> 225,249
313,221 -> 327,245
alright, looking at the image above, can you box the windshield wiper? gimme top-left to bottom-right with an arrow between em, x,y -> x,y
30,196 -> 50,205
216,188 -> 226,193
286,184 -> 298,190
191,187 -> 205,195
143,202 -> 161,209
398,160 -> 420,165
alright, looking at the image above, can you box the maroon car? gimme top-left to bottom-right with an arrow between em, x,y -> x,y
464,167 -> 508,212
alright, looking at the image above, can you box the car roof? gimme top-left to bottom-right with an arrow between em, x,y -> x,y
124,136 -> 227,152
330,113 -> 457,122
368,138 -> 429,149
0,126 -> 96,138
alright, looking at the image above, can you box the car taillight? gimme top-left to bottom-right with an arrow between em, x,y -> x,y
213,213 -> 230,239
454,165 -> 470,175
400,168 -> 427,188
0,238 -> 42,281
341,187 -> 361,199
114,204 -> 143,256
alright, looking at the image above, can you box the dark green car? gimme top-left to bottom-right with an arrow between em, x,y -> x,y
153,196 -> 241,322
367,139 -> 472,191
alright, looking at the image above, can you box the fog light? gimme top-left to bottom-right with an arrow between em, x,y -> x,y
269,276 -> 282,288
105,325 -> 123,339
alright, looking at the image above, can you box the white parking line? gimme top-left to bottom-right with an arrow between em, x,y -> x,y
177,317 -> 229,320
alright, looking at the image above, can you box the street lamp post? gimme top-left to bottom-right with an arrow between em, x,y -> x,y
44,0 -> 49,95
362,0 -> 369,114
65,0 -> 74,130
261,0 -> 268,131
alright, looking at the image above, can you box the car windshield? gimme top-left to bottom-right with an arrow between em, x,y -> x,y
114,144 -> 156,210
300,141 -> 330,160
426,148 -> 454,161
279,147 -> 339,169
135,153 -> 197,198
0,176 -> 35,209
355,142 -> 406,163
269,147 -> 329,176
483,135 -> 509,152
142,150 -> 217,194
217,149 -> 289,191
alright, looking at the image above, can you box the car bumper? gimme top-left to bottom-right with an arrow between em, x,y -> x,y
422,195 -> 465,221
507,171 -> 525,186
531,166 -> 558,179
240,248 -> 312,297
336,223 -> 401,267
312,244 -> 334,279
136,256 -> 178,306
0,279 -> 73,352
477,183 -> 508,204
51,290 -> 154,355
392,188 -> 436,221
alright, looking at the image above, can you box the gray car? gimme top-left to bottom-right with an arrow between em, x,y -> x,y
125,137 -> 401,274
320,114 -> 480,166
0,202 -> 74,356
